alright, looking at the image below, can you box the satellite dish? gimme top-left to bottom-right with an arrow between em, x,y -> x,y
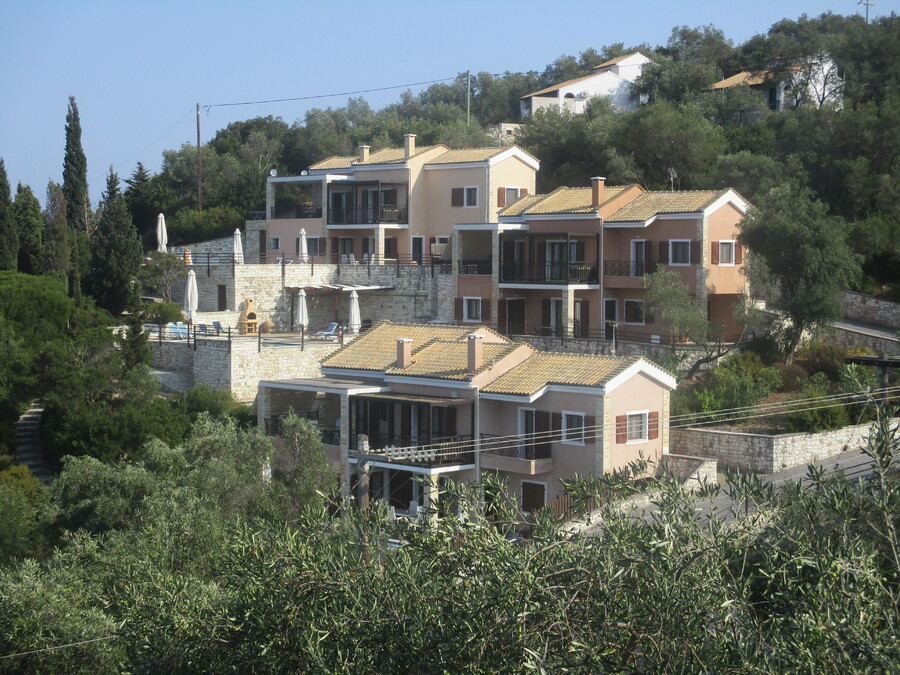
270,169 -> 278,177
300,170 -> 309,176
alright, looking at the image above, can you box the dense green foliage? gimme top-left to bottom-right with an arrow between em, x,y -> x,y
739,184 -> 862,360
87,171 -> 143,315
12,183 -> 43,275
0,160 -> 17,271
0,412 -> 897,672
39,182 -> 69,284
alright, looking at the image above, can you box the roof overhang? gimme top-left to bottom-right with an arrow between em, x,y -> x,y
453,222 -> 529,232
258,377 -> 388,396
325,223 -> 408,230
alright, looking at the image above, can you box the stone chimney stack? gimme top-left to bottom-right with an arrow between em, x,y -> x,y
404,133 -> 416,159
467,334 -> 483,373
358,145 -> 370,163
591,176 -> 606,208
396,338 -> 412,368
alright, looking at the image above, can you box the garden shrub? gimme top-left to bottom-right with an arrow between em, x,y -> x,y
697,351 -> 782,419
782,372 -> 849,432
145,301 -> 184,326
795,342 -> 847,382
776,362 -> 809,392
742,334 -> 782,365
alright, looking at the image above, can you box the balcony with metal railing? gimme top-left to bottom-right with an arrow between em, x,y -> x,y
327,205 -> 408,226
479,433 -> 554,474
353,433 -> 474,469
499,261 -> 598,285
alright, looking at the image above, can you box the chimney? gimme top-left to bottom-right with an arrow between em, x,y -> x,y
358,145 -> 370,163
591,176 -> 606,208
396,338 -> 412,368
404,133 -> 416,159
467,334 -> 483,373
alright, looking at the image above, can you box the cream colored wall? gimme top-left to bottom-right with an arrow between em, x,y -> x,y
488,159 -> 537,218
607,371 -> 668,473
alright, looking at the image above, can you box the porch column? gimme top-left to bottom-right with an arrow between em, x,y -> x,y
375,224 -> 385,264
561,287 -> 576,337
265,181 -> 275,219
490,229 -> 500,330
422,474 -> 438,522
340,393 -> 351,498
257,385 -> 271,430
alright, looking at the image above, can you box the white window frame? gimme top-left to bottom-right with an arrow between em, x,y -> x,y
669,239 -> 691,266
626,410 -> 649,444
464,186 -> 478,208
719,240 -> 736,266
520,480 -> 547,514
623,299 -> 645,326
463,296 -> 482,322
562,411 -> 585,446
436,236 -> 449,245
270,236 -> 281,251
630,238 -> 647,277
504,187 -> 522,204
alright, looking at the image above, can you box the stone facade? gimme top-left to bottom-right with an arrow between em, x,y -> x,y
151,335 -> 346,403
671,420 -> 891,474
842,291 -> 900,330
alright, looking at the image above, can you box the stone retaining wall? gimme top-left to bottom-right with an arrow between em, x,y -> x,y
842,291 -> 900,329
151,335 -> 345,404
671,420 -> 887,473
660,453 -> 718,489
820,325 -> 899,356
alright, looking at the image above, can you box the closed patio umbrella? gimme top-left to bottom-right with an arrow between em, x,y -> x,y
297,288 -> 309,330
184,269 -> 199,322
298,228 -> 308,263
348,290 -> 361,334
156,213 -> 168,253
233,228 -> 244,264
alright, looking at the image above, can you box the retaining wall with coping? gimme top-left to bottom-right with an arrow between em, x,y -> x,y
659,453 -> 718,489
671,420 -> 886,473
842,291 -> 900,330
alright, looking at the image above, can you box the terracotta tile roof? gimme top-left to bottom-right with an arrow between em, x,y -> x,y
385,340 -> 522,380
424,147 -> 510,165
322,321 -> 509,372
483,352 -> 639,396
594,51 -> 648,70
711,65 -> 802,90
521,72 -> 599,99
310,146 -> 444,170
605,189 -> 727,222
499,193 -> 545,217
500,185 -> 636,217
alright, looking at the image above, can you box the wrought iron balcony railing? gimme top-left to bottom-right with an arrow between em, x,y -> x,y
499,261 -> 597,284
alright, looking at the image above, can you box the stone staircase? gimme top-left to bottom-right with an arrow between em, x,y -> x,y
14,404 -> 51,483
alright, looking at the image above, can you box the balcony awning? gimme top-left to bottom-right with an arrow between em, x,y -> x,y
283,283 -> 394,293
355,392 -> 471,406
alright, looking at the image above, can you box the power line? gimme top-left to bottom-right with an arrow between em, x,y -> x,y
203,76 -> 461,110
351,386 -> 898,462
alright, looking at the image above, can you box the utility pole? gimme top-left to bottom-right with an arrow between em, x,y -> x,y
859,0 -> 875,23
196,103 -> 203,211
466,70 -> 471,126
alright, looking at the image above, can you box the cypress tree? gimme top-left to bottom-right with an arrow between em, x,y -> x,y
62,96 -> 89,234
41,181 -> 69,284
89,169 -> 142,315
14,183 -> 43,274
0,159 -> 17,270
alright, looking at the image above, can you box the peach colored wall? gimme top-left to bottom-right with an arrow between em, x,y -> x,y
607,371 -> 668,472
706,202 -> 746,294
708,293 -> 742,335
480,390 -> 600,505
458,275 -> 493,301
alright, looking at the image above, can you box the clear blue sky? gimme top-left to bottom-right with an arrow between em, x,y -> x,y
0,0 -> 891,206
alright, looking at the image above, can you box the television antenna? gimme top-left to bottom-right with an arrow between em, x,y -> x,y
858,0 -> 875,23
